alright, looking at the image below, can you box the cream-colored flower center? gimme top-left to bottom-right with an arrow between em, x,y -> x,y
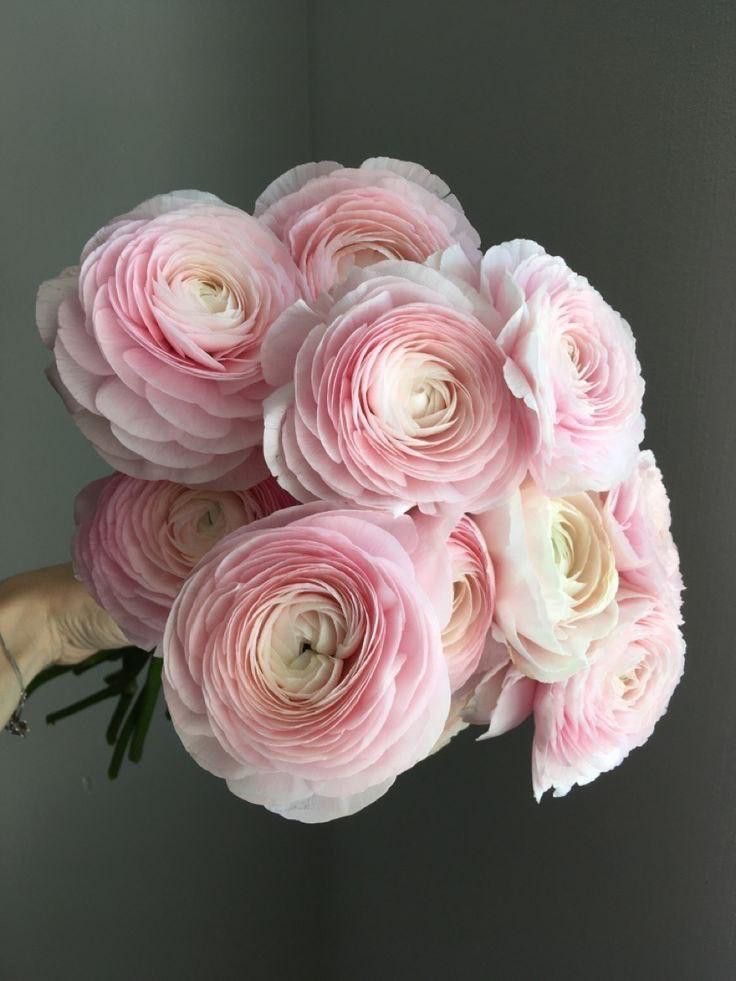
165,491 -> 251,570
561,329 -> 596,395
156,258 -> 247,341
189,277 -> 230,314
443,575 -> 474,649
377,351 -> 457,435
195,500 -> 226,536
564,332 -> 580,368
258,593 -> 357,698
550,510 -> 574,577
613,656 -> 651,703
547,495 -> 618,623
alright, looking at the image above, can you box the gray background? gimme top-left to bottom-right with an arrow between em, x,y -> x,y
1,1 -> 734,978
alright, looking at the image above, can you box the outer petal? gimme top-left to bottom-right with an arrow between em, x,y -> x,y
360,156 -> 467,214
254,161 -> 343,216
36,266 -> 80,349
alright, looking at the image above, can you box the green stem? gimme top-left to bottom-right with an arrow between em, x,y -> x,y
71,649 -> 123,675
107,650 -> 160,780
128,658 -> 163,763
107,695 -> 141,780
105,685 -> 137,746
46,686 -> 123,725
122,647 -> 152,677
104,667 -> 128,687
26,664 -> 74,698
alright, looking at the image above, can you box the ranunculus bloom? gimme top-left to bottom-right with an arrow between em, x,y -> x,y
532,592 -> 685,800
462,639 -> 537,737
162,505 -> 453,822
604,450 -> 683,614
37,191 -> 301,487
262,260 -> 531,514
73,473 -> 294,649
433,635 -> 536,752
475,482 -> 619,683
442,516 -> 495,691
255,157 -> 480,300
480,240 -> 645,493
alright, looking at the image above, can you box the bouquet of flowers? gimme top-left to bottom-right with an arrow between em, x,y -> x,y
32,157 -> 684,822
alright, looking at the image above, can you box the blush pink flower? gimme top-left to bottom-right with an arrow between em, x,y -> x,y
480,240 -> 645,493
262,260 -> 531,514
462,638 -> 537,738
37,191 -> 301,487
442,515 -> 495,691
255,157 -> 480,300
162,505 -> 453,822
433,635 -> 536,752
532,591 -> 685,800
475,482 -> 619,683
603,450 -> 683,614
73,473 -> 295,649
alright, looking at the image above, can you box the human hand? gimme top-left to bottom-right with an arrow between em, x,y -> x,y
0,563 -> 128,727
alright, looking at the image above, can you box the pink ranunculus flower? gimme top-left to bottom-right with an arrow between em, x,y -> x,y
604,450 -> 683,615
442,515 -> 496,691
429,512 -> 497,753
37,191 -> 302,487
162,505 -> 453,823
480,240 -> 645,494
462,637 -> 537,738
532,591 -> 685,800
433,635 -> 536,752
475,482 -> 619,683
255,157 -> 480,300
262,260 -> 532,514
73,472 -> 295,649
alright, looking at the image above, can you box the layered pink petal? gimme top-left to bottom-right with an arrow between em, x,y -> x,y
161,506 -> 452,823
72,471 -> 295,648
475,483 -> 620,683
257,157 -> 479,300
263,261 -> 532,514
532,591 -> 685,800
603,449 -> 684,615
480,240 -> 645,493
38,191 -> 301,486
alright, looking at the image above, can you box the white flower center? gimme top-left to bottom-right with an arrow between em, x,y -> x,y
560,326 -> 600,398
375,351 -> 456,435
258,593 -> 359,698
547,495 -> 618,624
153,258 -> 248,351
190,277 -> 230,314
613,655 -> 652,703
162,490 -> 255,572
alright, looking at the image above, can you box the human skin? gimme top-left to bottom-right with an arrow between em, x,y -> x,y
0,563 -> 127,728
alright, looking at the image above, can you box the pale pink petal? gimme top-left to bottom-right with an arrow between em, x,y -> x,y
36,266 -> 79,349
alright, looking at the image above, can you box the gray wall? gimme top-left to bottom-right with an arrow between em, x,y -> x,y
2,1 -> 735,978
0,4 -> 327,980
309,4 -> 736,979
